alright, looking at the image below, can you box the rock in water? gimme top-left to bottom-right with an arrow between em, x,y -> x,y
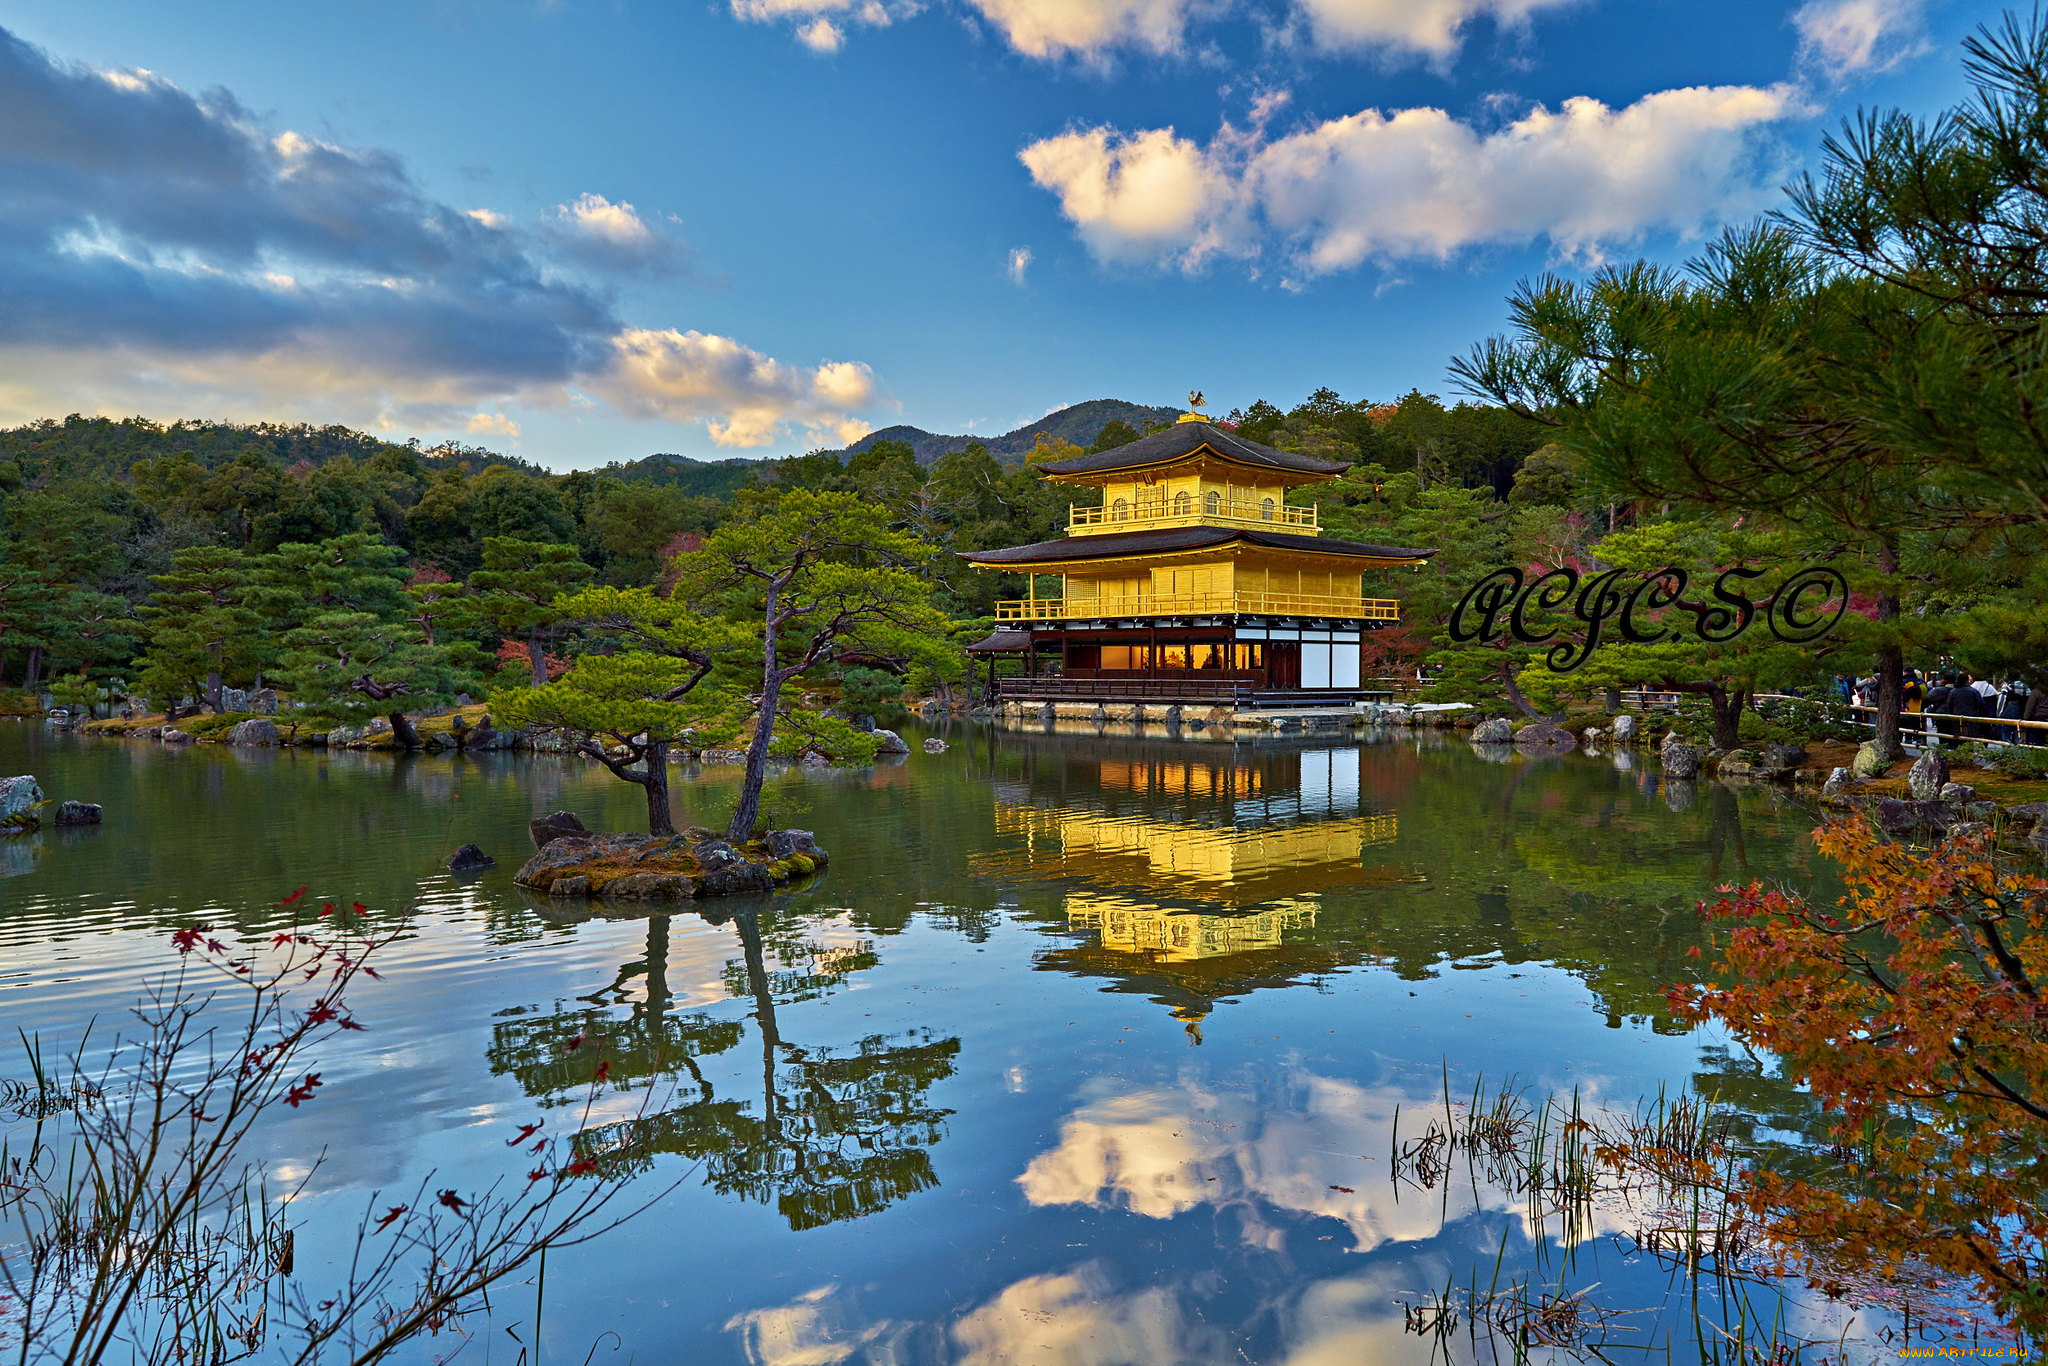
922,737 -> 949,754
1907,750 -> 1950,802
529,811 -> 589,850
1512,722 -> 1576,750
765,829 -> 819,859
0,775 -> 44,829
54,801 -> 102,826
1939,781 -> 1977,805
1850,740 -> 1889,779
1611,713 -> 1638,744
225,718 -> 280,746
1822,767 -> 1852,799
160,729 -> 194,745
1469,717 -> 1513,744
870,729 -> 911,755
447,843 -> 494,871
1661,740 -> 1702,779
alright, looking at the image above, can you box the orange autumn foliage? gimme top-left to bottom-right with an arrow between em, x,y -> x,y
1676,817 -> 2048,1336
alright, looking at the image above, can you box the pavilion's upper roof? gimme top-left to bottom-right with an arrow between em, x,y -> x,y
1034,420 -> 1349,479
961,525 -> 1434,566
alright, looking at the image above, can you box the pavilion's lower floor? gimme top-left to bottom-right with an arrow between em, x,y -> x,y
991,619 -> 1388,707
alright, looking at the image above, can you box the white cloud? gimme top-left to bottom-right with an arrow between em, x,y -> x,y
729,0 -> 902,50
596,328 -> 879,448
1290,0 -> 1578,60
466,411 -> 521,438
963,0 -> 1198,58
1022,83 -> 1798,275
0,25 -> 879,454
1019,126 -> 1242,268
1793,0 -> 1928,78
729,0 -> 1579,59
548,192 -> 691,276
1006,245 -> 1033,284
797,17 -> 847,49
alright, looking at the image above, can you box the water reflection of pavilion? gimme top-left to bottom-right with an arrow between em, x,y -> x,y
978,739 -> 1424,1037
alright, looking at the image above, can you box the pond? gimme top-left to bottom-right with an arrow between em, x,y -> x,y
0,721 -> 1897,1363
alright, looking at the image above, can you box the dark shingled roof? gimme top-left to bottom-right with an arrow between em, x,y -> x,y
1034,420 -> 1349,477
961,525 -> 1435,565
964,629 -> 1034,652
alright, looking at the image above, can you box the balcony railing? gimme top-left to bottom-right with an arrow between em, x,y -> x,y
994,593 -> 1400,622
1069,499 -> 1318,532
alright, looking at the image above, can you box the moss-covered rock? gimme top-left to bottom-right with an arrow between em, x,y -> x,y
513,828 -> 825,900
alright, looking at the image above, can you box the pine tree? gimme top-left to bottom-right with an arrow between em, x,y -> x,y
260,535 -> 475,744
468,538 -> 595,687
136,547 -> 265,714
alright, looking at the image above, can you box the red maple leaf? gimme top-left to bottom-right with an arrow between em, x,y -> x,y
374,1206 -> 407,1231
436,1189 -> 470,1214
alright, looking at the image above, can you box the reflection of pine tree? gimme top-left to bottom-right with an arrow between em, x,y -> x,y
486,916 -> 744,1102
487,910 -> 959,1232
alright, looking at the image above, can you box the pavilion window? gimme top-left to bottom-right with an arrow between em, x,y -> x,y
1260,497 -> 1276,521
1174,491 -> 1191,516
1233,643 -> 1264,669
1204,490 -> 1222,515
1111,498 -> 1130,521
1197,643 -> 1227,670
1100,645 -> 1151,670
1158,644 -> 1190,669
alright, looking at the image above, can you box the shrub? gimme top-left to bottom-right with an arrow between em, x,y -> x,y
1754,695 -> 1867,744
1679,820 -> 2048,1336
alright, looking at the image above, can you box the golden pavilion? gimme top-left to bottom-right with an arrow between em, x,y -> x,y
962,404 -> 1434,705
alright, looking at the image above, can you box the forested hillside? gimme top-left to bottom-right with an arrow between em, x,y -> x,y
0,387 -> 1545,696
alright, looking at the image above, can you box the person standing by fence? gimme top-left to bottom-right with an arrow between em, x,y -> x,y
1946,674 -> 1986,742
2024,678 -> 2048,745
1926,676 -> 1954,743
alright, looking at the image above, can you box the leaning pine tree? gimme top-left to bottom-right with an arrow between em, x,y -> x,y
683,490 -> 959,842
497,490 -> 959,840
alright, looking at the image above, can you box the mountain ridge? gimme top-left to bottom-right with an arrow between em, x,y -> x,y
834,398 -> 1183,465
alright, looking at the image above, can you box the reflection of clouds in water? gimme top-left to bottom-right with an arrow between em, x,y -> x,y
1019,1070 -> 1634,1254
952,1263 -> 1222,1365
725,1284 -> 908,1365
727,1266 -> 1223,1366
729,1261 -> 1448,1366
1275,1267 -> 1454,1366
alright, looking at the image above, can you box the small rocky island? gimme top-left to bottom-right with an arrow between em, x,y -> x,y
514,812 -> 826,901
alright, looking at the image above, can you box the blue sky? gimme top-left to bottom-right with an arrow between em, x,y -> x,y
0,0 -> 1986,469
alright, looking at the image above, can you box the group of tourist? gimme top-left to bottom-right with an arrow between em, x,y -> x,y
1836,671 -> 2048,744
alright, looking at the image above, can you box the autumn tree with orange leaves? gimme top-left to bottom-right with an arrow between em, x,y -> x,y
1677,819 -> 2048,1337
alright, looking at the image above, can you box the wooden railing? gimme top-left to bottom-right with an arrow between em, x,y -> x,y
994,593 -> 1399,622
998,678 -> 1396,705
1616,688 -> 2048,749
1069,500 -> 1318,532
